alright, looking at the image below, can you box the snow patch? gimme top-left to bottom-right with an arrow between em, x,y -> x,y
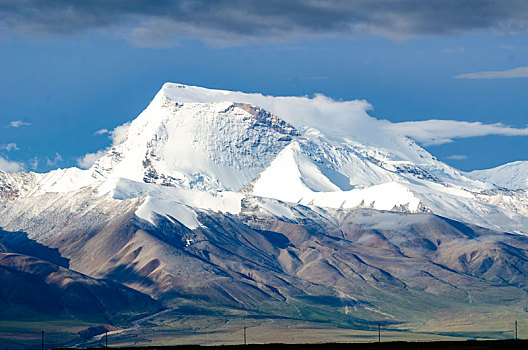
96,178 -> 243,229
136,196 -> 200,229
256,197 -> 296,220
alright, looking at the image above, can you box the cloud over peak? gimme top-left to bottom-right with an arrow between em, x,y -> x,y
386,120 -> 528,146
0,156 -> 24,172
94,128 -> 110,136
77,149 -> 106,169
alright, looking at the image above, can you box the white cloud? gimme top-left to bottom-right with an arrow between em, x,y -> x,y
386,120 -> 528,146
159,84 -> 376,140
445,154 -> 468,160
46,152 -> 63,167
110,122 -> 132,144
77,149 -> 106,169
455,66 -> 528,79
6,120 -> 31,128
94,128 -> 110,135
0,156 -> 24,172
29,156 -> 39,170
0,143 -> 18,151
158,83 -> 528,158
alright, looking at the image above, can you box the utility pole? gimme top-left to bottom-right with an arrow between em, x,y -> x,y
106,331 -> 108,348
378,324 -> 380,343
515,320 -> 518,340
41,330 -> 44,350
243,326 -> 247,345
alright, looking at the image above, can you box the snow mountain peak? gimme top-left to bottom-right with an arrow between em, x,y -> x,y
91,87 -> 300,191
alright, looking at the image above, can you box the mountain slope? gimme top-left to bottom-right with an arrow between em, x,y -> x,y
2,186 -> 527,326
0,250 -> 160,319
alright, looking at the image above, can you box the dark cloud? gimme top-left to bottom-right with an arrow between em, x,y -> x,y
1,0 -> 528,46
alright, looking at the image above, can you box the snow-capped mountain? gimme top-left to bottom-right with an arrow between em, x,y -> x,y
468,160 -> 528,190
1,83 -> 528,345
91,96 -> 298,191
5,82 -> 523,234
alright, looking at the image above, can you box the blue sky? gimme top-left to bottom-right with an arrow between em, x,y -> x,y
1,1 -> 528,172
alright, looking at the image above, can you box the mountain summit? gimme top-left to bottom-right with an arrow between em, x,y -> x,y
92,88 -> 299,191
